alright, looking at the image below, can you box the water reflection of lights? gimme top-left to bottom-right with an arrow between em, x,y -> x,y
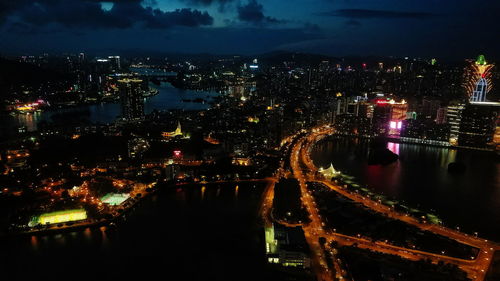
15,111 -> 41,132
84,227 -> 92,241
100,226 -> 108,246
30,236 -> 39,250
387,142 -> 400,155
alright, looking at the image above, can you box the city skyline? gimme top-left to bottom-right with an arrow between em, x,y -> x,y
1,2 -> 500,281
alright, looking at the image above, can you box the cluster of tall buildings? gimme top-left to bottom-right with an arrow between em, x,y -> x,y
455,103 -> 499,147
450,55 -> 498,148
113,53 -> 498,149
332,55 -> 499,149
334,96 -> 499,149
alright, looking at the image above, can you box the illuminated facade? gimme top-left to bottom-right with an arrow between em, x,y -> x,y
264,224 -> 310,269
494,126 -> 500,150
372,99 -> 408,136
318,163 -> 341,179
458,102 -> 499,148
101,193 -> 130,206
35,209 -> 87,225
446,104 -> 465,144
15,100 -> 46,113
162,122 -> 183,138
232,157 -> 252,166
464,55 -> 494,103
265,225 -> 278,255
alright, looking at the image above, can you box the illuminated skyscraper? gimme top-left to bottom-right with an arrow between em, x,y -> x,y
118,78 -> 144,121
446,103 -> 465,145
108,55 -> 121,71
372,99 -> 408,136
464,55 -> 494,103
458,103 -> 499,148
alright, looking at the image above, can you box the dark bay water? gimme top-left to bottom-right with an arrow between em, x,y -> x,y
1,82 -> 218,132
311,137 -> 500,242
0,183 -> 271,280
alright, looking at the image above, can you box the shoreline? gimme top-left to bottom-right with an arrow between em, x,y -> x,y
311,131 -> 500,241
2,80 -> 215,117
1,184 -> 160,239
327,133 -> 497,152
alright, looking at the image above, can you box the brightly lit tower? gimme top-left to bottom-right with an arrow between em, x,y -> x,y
464,55 -> 494,103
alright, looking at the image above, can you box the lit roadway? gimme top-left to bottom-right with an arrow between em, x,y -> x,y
292,125 -> 500,281
257,131 -> 341,281
291,139 -> 333,281
290,128 -> 346,281
174,178 -> 269,186
259,177 -> 278,228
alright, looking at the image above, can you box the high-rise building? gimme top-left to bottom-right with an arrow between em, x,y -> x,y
464,55 -> 494,103
319,60 -> 329,72
372,99 -> 408,136
118,78 -> 144,121
78,52 -> 85,63
346,100 -> 372,119
420,98 -> 441,119
458,102 -> 499,148
446,104 -> 465,145
390,100 -> 408,120
333,96 -> 348,116
435,107 -> 447,124
108,56 -> 121,71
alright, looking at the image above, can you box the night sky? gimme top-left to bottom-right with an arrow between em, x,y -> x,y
1,0 -> 499,59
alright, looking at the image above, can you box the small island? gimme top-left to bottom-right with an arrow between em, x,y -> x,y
368,139 -> 399,165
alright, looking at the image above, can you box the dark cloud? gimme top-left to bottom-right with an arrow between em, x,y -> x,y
179,0 -> 234,12
146,8 -> 214,28
344,19 -> 361,26
0,25 -> 323,55
4,21 -> 38,34
318,9 -> 437,19
180,0 -> 231,4
180,0 -> 233,6
2,0 -> 213,29
237,0 -> 283,24
0,0 -> 30,23
303,22 -> 321,32
17,1 -> 125,28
